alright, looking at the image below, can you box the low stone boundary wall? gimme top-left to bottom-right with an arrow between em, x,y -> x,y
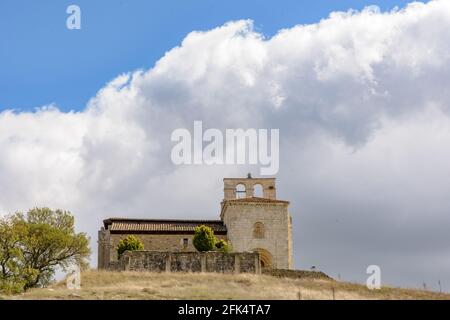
263,268 -> 333,280
110,251 -> 261,274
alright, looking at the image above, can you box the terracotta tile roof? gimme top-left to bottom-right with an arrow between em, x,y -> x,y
224,197 -> 289,204
103,218 -> 227,234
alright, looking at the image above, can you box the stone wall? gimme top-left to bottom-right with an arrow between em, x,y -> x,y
263,268 -> 333,281
98,230 -> 227,268
110,251 -> 261,274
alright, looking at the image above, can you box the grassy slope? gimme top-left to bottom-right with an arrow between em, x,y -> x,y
6,270 -> 450,300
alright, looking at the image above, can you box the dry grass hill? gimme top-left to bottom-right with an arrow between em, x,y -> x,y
4,270 -> 450,300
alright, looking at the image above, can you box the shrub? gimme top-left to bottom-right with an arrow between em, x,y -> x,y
117,235 -> 144,258
193,225 -> 216,252
215,239 -> 232,253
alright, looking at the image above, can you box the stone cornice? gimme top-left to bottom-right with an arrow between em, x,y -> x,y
220,198 -> 289,220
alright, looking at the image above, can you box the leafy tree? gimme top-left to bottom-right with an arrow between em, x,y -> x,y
215,239 -> 232,253
0,208 -> 90,292
0,219 -> 25,293
193,225 -> 216,252
117,235 -> 144,258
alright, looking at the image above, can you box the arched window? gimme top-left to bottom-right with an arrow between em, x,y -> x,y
235,184 -> 246,199
253,184 -> 263,198
253,222 -> 265,239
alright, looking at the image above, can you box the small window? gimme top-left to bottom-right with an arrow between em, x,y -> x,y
253,222 -> 265,239
182,238 -> 189,248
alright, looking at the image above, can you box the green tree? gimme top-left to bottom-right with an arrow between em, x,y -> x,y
117,235 -> 144,258
215,239 -> 232,253
193,225 -> 216,252
0,208 -> 90,292
0,219 -> 26,293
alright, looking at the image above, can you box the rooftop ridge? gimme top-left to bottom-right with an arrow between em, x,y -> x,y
104,219 -> 227,234
104,218 -> 223,224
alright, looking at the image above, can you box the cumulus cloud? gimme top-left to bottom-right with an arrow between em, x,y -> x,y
1,0 -> 450,290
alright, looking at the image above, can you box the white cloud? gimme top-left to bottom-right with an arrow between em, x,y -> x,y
1,0 -> 450,290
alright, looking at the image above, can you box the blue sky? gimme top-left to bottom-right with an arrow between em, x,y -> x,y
0,0 -> 425,112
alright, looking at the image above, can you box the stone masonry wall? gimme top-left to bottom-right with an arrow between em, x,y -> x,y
104,233 -> 227,265
221,202 -> 293,269
110,251 -> 261,274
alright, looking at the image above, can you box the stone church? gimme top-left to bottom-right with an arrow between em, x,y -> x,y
98,176 -> 293,269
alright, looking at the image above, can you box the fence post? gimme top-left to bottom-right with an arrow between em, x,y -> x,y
201,253 -> 207,272
165,253 -> 171,273
234,254 -> 241,274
